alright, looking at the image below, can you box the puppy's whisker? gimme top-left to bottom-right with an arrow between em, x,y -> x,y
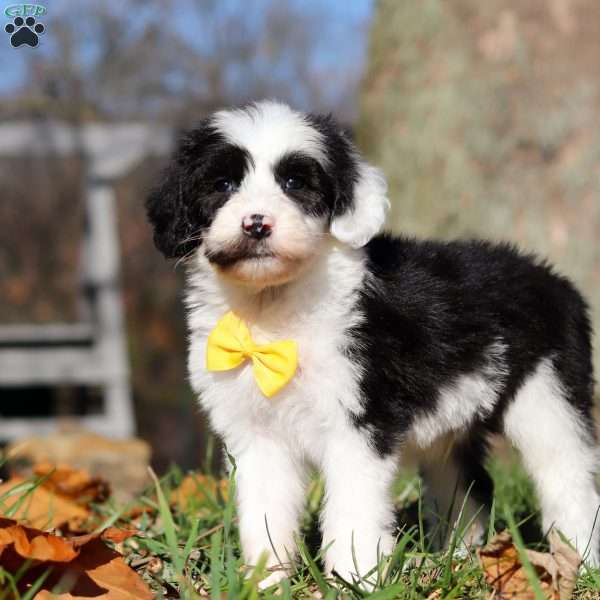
177,230 -> 205,247
173,247 -> 197,270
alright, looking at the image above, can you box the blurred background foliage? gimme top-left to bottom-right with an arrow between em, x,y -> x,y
1,0 -> 598,469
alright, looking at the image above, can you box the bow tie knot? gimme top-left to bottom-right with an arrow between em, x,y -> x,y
205,311 -> 298,398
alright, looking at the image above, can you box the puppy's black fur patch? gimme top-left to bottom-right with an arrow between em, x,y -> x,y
146,122 -> 253,258
304,113 -> 359,218
273,152 -> 334,217
347,234 -> 594,457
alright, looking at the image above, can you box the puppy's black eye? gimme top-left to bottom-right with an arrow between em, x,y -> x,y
284,176 -> 305,191
214,178 -> 236,193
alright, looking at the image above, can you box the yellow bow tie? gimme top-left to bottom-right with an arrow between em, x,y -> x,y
206,312 -> 298,398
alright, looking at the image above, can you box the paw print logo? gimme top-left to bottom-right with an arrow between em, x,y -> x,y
5,16 -> 45,48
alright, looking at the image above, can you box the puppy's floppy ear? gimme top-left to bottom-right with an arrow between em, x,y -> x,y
330,161 -> 389,248
145,160 -> 197,259
145,119 -> 216,259
308,113 -> 389,248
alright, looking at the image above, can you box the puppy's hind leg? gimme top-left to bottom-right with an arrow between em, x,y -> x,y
421,434 -> 492,552
503,358 -> 600,565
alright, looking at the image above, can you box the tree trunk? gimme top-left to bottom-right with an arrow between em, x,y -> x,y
358,0 -> 600,386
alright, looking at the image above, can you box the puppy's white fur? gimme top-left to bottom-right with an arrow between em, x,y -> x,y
330,163 -> 390,249
213,101 -> 328,165
409,341 -> 507,449
187,244 -> 397,580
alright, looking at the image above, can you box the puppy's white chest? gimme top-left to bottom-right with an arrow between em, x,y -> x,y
185,247 -> 367,460
188,312 -> 362,461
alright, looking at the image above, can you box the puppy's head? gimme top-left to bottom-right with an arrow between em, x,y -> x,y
146,101 -> 389,287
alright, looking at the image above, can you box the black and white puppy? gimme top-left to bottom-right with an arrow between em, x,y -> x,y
146,101 -> 599,584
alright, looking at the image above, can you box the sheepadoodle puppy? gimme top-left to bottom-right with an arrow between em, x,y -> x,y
146,100 -> 599,584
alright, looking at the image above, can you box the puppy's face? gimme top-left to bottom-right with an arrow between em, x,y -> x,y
146,101 -> 389,287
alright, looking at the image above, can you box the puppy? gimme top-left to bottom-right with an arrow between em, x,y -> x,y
146,101 -> 600,583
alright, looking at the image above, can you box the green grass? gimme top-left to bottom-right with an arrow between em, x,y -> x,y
116,451 -> 600,599
2,451 -> 600,599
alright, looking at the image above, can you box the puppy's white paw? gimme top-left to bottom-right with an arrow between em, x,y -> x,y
258,568 -> 289,590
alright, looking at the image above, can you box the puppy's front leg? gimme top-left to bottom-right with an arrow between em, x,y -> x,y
321,429 -> 397,583
234,436 -> 307,582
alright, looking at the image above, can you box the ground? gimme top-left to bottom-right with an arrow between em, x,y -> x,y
2,449 -> 600,599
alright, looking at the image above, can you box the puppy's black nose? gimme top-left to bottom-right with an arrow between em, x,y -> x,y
241,214 -> 273,240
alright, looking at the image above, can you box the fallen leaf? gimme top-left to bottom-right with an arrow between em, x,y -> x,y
170,473 -> 228,508
0,518 -> 151,599
68,527 -> 140,548
7,431 -> 151,504
119,472 -> 227,527
0,518 -> 78,562
0,477 -> 90,529
33,463 -> 111,506
526,530 -> 581,600
478,530 -> 581,600
34,539 -> 152,600
120,502 -> 147,517
97,527 -> 140,545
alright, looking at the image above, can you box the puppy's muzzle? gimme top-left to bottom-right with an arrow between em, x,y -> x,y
241,214 -> 273,240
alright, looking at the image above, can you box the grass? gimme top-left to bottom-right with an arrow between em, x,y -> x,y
2,450 -> 600,599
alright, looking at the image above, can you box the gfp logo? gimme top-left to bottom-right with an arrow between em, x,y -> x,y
4,4 -> 46,47
4,4 -> 46,17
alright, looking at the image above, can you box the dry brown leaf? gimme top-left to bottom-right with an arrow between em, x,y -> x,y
33,463 -> 111,506
34,539 -> 152,600
0,464 -> 110,532
0,477 -> 90,529
0,518 -> 151,599
96,527 -> 140,545
170,473 -> 228,508
117,473 -> 227,528
68,527 -> 140,548
6,432 -> 151,504
0,518 -> 78,562
120,503 -> 155,523
526,530 -> 581,600
116,472 -> 227,526
478,530 -> 581,600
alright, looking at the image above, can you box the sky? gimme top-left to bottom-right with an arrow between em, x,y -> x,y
0,0 -> 374,96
